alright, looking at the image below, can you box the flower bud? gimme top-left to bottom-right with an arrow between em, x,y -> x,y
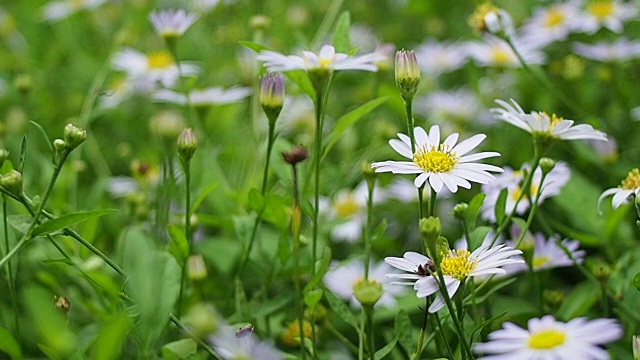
0,170 -> 23,196
281,319 -> 314,348
543,290 -> 564,307
177,128 -> 198,161
0,149 -> 9,169
592,262 -> 610,282
281,146 -> 308,166
259,72 -> 284,124
183,303 -> 220,337
362,161 -> 377,190
539,157 -> 556,176
187,254 -> 207,281
633,335 -> 640,360
436,236 -> 450,259
468,2 -> 514,37
53,139 -> 67,152
250,15 -> 271,31
353,279 -> 384,308
420,217 -> 441,261
452,202 -> 468,220
63,123 -> 87,150
395,49 -> 420,101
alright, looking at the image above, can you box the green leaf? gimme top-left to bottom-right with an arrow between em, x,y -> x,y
7,215 -> 32,235
161,339 -> 197,360
557,281 -> 600,320
0,159 -> 14,174
304,288 -> 324,309
323,97 -> 388,158
91,312 -> 132,360
248,188 -> 265,214
262,193 -> 289,230
469,226 -> 492,251
19,136 -> 26,173
465,193 -> 486,231
30,121 -> 54,159
634,272 -> 640,292
304,247 -> 332,293
394,310 -> 414,355
324,289 -> 358,330
167,225 -> 189,264
332,11 -> 351,53
494,188 -> 508,224
0,327 -> 22,360
374,335 -> 397,360
239,41 -> 272,53
33,209 -> 118,237
192,182 -> 218,213
371,219 -> 388,242
285,70 -> 316,100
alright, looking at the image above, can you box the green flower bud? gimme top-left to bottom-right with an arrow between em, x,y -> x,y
187,254 -> 207,281
420,217 -> 441,261
539,157 -> 556,176
592,262 -> 610,282
452,202 -> 469,220
543,290 -> 564,307
436,236 -> 450,259
395,49 -> 420,101
250,15 -> 271,31
63,124 -> 87,150
182,303 -> 221,337
353,279 -> 384,308
177,128 -> 198,161
259,72 -> 284,124
53,139 -> 67,152
0,170 -> 23,196
362,161 -> 377,190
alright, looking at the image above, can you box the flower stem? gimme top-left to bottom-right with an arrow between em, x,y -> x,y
414,297 -> 430,359
2,195 -> 20,340
364,180 -> 375,280
177,158 -> 192,317
366,306 -> 375,360
291,162 -> 307,360
169,314 -> 223,360
312,90 -> 325,275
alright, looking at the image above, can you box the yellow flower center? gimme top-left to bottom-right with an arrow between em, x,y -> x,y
490,48 -> 512,65
71,0 -> 86,9
147,51 -> 174,69
528,329 -> 566,349
532,256 -> 550,269
319,58 -> 334,68
544,8 -> 565,28
334,195 -> 359,218
534,112 -> 563,131
413,144 -> 458,173
440,249 -> 477,280
621,168 -> 640,190
468,2 -> 500,33
587,1 -> 614,19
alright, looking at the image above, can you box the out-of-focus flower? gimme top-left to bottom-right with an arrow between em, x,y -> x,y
598,168 -> 640,212
257,44 -> 384,72
415,88 -> 493,126
373,43 -> 396,71
575,0 -> 638,34
573,38 -> 640,62
518,1 -> 582,48
474,315 -> 622,359
209,326 -> 282,360
99,76 -> 156,109
41,0 -> 108,23
632,106 -> 640,121
112,47 -> 200,88
385,245 -> 523,312
372,125 -> 503,193
153,87 -> 251,107
465,36 -> 546,68
492,99 -> 608,142
468,2 -> 514,37
275,96 -> 315,138
481,162 -> 571,222
633,335 -> 640,360
192,0 -> 235,13
323,260 -> 405,308
149,9 -> 199,40
415,40 -> 469,77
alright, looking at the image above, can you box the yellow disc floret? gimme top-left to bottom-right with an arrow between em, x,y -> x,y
490,48 -> 512,66
621,168 -> 640,190
587,1 -> 614,19
413,144 -> 458,173
147,51 -> 174,69
544,8 -> 565,28
440,249 -> 477,280
532,256 -> 550,269
528,329 -> 566,349
334,194 -> 359,218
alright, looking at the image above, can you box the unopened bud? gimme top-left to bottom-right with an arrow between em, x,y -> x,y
281,146 -> 308,166
468,2 -> 513,37
183,303 -> 220,337
539,157 -> 556,176
14,74 -> 32,95
353,279 -> 384,308
250,15 -> 271,31
436,236 -> 450,258
633,335 -> 640,360
395,49 -> 420,101
187,254 -> 207,281
543,290 -> 564,307
0,170 -> 23,195
362,162 -> 377,189
53,139 -> 67,152
63,123 -> 87,150
420,217 -> 441,261
177,128 -> 198,161
452,203 -> 468,220
259,72 -> 284,124
592,262 -> 610,282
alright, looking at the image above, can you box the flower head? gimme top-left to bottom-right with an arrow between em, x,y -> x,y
209,325 -> 282,360
466,36 -> 546,68
153,87 -> 251,107
257,44 -> 383,73
259,72 -> 285,122
415,40 -> 469,77
573,38 -> 640,62
372,125 -> 503,194
385,245 -> 522,312
474,315 -> 622,359
41,0 -> 108,23
518,2 -> 581,48
598,168 -> 640,212
492,99 -> 608,142
504,229 -> 585,274
149,9 -> 198,42
468,2 -> 514,36
575,0 -> 638,34
112,47 -> 200,88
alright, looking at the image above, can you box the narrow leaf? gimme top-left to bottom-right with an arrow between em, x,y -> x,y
19,136 -> 26,173
30,121 -> 54,158
324,289 -> 358,330
167,225 -> 189,264
192,182 -> 218,213
332,11 -> 351,53
0,327 -> 22,360
465,193 -> 486,231
161,339 -> 197,360
33,209 -> 118,237
304,247 -> 332,292
634,272 -> 640,292
239,41 -> 272,53
374,335 -> 397,360
494,188 -> 508,224
248,188 -> 265,214
395,310 -> 414,355
304,288 -> 323,309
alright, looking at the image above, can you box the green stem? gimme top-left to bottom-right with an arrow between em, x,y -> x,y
2,196 -> 20,339
312,90 -> 324,275
366,306 -> 375,360
364,181 -> 374,280
358,309 -> 366,360
324,321 -> 359,354
433,312 -> 454,359
291,164 -> 307,360
414,297 -> 430,360
177,159 -> 192,317
169,314 -> 223,360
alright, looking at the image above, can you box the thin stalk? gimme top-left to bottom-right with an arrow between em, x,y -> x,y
433,312 -> 454,359
403,99 -> 426,220
2,195 -> 20,339
414,297 -> 430,360
358,309 -> 366,360
312,90 -> 324,274
366,306 -> 375,360
514,166 -> 548,248
177,159 -> 192,317
291,163 -> 307,360
364,181 -> 374,279
324,321 -> 359,354
169,314 -> 223,360
428,188 -> 437,218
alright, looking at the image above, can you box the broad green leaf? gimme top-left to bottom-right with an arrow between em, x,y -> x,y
0,327 -> 22,360
374,335 -> 397,360
239,41 -> 272,53
91,312 -> 132,360
465,193 -> 486,231
557,281 -> 600,320
192,182 -> 218,213
285,70 -> 316,100
323,97 -> 388,158
394,310 -> 414,355
32,209 -> 118,237
324,289 -> 358,330
469,226 -> 492,251
494,188 -> 508,224
248,188 -> 265,214
161,339 -> 197,360
304,247 -> 332,292
332,11 -> 351,53
304,288 -> 323,309
167,225 -> 189,264
30,121 -> 54,158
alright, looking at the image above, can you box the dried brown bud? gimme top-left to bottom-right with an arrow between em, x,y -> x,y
281,146 -> 308,165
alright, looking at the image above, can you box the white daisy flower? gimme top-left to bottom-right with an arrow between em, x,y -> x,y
414,88 -> 493,126
371,125 -> 503,194
192,0 -> 234,13
153,87 -> 251,107
575,0 -> 638,34
209,326 -> 282,360
491,98 -> 608,142
112,47 -> 200,88
474,315 -> 623,359
385,245 -> 523,312
465,36 -> 546,68
149,9 -> 199,39
598,168 -> 640,212
257,44 -> 384,73
385,178 -> 434,202
518,1 -> 582,48
573,38 -> 640,62
323,260 -> 405,308
41,0 -> 108,23
99,76 -> 156,109
510,232 -> 585,272
481,162 -> 571,222
415,41 -> 469,77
